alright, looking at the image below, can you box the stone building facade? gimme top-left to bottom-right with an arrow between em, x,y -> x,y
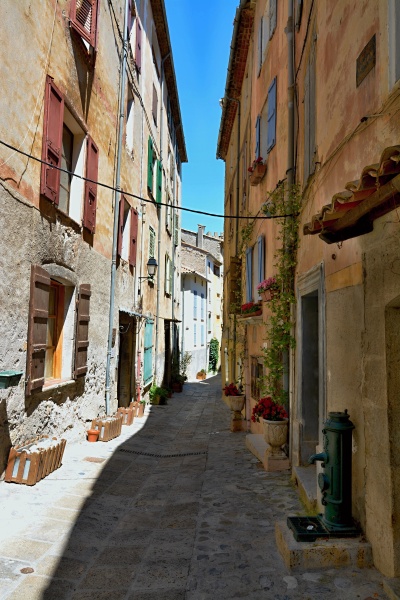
0,0 -> 186,474
218,0 -> 400,579
181,226 -> 223,380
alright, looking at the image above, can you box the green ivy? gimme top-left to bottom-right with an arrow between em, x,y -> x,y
261,183 -> 302,406
208,338 -> 219,372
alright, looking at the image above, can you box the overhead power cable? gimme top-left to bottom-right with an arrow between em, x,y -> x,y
0,139 -> 298,220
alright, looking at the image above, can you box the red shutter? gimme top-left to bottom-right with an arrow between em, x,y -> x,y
26,265 -> 50,396
135,18 -> 142,72
70,0 -> 98,49
83,136 -> 98,233
74,284 -> 91,378
117,194 -> 125,257
40,76 -> 64,205
129,208 -> 138,267
127,0 -> 132,34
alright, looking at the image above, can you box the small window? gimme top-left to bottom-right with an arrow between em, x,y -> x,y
126,85 -> 135,154
193,290 -> 198,319
214,265 -> 220,277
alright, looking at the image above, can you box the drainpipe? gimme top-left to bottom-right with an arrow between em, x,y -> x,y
155,52 -> 171,382
105,0 -> 129,415
285,0 -> 295,404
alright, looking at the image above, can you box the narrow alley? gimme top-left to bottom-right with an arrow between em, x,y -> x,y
0,376 -> 386,599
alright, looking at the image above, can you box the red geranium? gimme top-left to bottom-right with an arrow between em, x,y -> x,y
223,382 -> 242,396
251,396 -> 288,422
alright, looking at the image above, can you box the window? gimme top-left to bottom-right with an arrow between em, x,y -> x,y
251,357 -> 263,400
152,84 -> 158,126
201,293 -> 205,320
258,77 -> 277,159
304,38 -> 316,182
208,312 -> 212,333
214,265 -> 220,277
26,265 -> 90,395
194,323 -> 197,346
126,85 -> 134,154
134,15 -> 142,72
149,226 -> 156,258
245,247 -> 253,303
70,0 -> 99,50
201,324 -> 205,346
166,196 -> 173,233
118,195 -> 138,266
40,76 -> 98,233
165,254 -> 172,295
147,136 -> 155,193
143,320 -> 154,385
389,0 -> 400,88
193,290 -> 198,319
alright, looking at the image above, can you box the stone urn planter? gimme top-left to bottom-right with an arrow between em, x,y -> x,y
227,394 -> 245,432
262,418 -> 288,457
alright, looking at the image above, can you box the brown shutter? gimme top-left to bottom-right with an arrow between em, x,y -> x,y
83,136 -> 98,233
74,284 -> 91,378
135,17 -> 142,72
129,207 -> 138,267
117,194 -> 125,257
70,0 -> 98,49
26,265 -> 50,396
40,76 -> 64,205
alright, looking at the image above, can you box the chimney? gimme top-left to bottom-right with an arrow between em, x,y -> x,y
197,225 -> 205,249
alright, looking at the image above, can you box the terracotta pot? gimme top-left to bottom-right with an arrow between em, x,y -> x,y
172,382 -> 183,393
241,309 -> 262,317
260,289 -> 277,302
262,418 -> 288,456
87,429 -> 99,443
137,403 -> 145,417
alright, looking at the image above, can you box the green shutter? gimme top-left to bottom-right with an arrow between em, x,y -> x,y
147,137 -> 154,191
156,160 -> 162,204
149,227 -> 155,258
143,320 -> 154,385
174,212 -> 179,246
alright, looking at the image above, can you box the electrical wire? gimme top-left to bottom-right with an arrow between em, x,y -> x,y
0,139 -> 298,220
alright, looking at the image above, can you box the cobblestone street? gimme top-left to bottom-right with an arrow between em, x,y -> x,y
0,376 -> 387,599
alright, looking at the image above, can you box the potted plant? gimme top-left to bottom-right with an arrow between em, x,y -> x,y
240,302 -> 262,317
251,396 -> 288,456
196,369 -> 207,380
87,428 -> 100,443
137,399 -> 146,417
257,276 -> 279,302
149,385 -> 169,405
248,156 -> 267,185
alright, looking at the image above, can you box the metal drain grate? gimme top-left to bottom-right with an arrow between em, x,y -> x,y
118,448 -> 208,458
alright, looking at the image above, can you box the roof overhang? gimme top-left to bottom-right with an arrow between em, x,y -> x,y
303,146 -> 400,244
216,0 -> 256,161
150,0 -> 188,163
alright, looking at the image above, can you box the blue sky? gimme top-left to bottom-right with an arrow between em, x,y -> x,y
164,1 -> 237,236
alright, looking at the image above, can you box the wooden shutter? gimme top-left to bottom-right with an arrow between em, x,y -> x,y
152,84 -> 158,125
41,76 -> 64,205
117,194 -> 125,257
149,227 -> 155,258
147,137 -> 154,192
129,208 -> 138,266
245,247 -> 253,303
255,115 -> 261,158
156,160 -> 162,204
135,17 -> 142,72
257,235 -> 265,284
269,0 -> 277,39
83,136 -> 98,233
70,0 -> 98,49
174,212 -> 179,246
267,77 -> 277,152
143,320 -> 154,385
74,284 -> 91,378
26,265 -> 50,396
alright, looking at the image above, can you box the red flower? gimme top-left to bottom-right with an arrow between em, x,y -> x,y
223,382 -> 242,396
251,396 -> 288,422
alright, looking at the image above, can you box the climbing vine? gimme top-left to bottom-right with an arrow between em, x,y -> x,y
261,183 -> 302,406
208,338 -> 219,372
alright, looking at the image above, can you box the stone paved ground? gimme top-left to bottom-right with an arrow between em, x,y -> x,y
0,375 -> 388,599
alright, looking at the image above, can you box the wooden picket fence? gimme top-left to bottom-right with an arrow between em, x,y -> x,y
117,406 -> 135,426
91,414 -> 123,442
5,436 -> 67,486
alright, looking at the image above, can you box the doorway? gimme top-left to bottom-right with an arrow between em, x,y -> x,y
117,313 -> 136,407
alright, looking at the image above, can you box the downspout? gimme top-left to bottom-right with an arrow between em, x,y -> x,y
285,0 -> 295,409
155,52 -> 171,381
105,0 -> 129,415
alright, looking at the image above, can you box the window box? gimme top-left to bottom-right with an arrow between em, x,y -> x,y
0,370 -> 23,389
117,406 -> 135,426
91,414 -> 123,442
